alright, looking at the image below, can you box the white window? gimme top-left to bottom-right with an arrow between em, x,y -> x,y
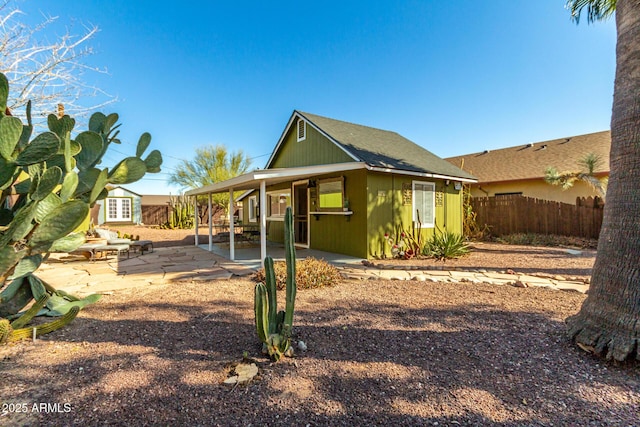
106,197 -> 132,222
297,118 -> 306,142
248,195 -> 258,223
412,181 -> 435,227
266,190 -> 291,220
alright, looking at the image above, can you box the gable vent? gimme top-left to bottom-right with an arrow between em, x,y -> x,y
297,118 -> 306,142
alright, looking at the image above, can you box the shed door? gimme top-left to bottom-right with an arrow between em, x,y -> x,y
106,197 -> 132,222
293,182 -> 309,247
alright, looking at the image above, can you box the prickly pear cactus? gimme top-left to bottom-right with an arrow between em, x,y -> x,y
0,72 -> 163,342
254,207 -> 297,361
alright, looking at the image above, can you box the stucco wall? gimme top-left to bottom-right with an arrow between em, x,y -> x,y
468,178 -> 605,205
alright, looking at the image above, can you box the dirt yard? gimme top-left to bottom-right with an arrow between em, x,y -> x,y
1,228 -> 638,426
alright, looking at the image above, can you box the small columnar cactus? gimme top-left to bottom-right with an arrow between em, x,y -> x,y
254,207 -> 297,361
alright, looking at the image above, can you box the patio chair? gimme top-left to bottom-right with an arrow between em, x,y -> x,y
94,228 -> 132,245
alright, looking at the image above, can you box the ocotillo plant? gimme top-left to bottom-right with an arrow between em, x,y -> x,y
0,72 -> 163,343
254,207 -> 297,361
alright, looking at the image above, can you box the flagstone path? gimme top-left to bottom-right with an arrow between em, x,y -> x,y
37,246 -> 589,296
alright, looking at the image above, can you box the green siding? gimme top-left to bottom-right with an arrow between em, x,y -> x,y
271,123 -> 354,168
240,171 -> 463,259
366,173 -> 464,258
308,169 -> 368,258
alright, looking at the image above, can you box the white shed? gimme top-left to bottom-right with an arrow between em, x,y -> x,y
95,186 -> 143,225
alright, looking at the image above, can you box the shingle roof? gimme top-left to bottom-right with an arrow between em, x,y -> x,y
297,111 -> 476,181
445,131 -> 610,184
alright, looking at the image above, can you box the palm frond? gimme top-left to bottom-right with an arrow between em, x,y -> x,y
578,152 -> 603,174
581,175 -> 608,199
566,0 -> 616,24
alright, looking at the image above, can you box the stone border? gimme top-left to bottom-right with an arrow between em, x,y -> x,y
339,263 -> 590,294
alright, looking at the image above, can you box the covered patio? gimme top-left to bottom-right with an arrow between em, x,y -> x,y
184,162 -> 369,265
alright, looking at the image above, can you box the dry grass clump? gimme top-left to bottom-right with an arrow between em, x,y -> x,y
253,257 -> 342,289
495,233 -> 598,249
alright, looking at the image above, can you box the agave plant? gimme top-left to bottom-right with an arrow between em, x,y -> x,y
0,72 -> 162,343
423,229 -> 470,261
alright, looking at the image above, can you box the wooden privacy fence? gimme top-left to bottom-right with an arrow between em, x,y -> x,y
141,204 -> 228,226
142,205 -> 171,225
470,195 -> 603,239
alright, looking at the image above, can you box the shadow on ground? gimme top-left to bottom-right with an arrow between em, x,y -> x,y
1,280 -> 637,426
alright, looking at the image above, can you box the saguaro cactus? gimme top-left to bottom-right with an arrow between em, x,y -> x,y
254,207 -> 296,361
0,72 -> 163,342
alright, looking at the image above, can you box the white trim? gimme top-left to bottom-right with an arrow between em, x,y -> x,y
365,165 -> 477,183
185,162 -> 368,196
248,195 -> 258,223
259,180 -> 267,266
208,193 -> 213,251
265,189 -> 291,220
412,180 -> 435,228
105,197 -> 132,222
296,118 -> 306,142
229,188 -> 235,261
292,180 -> 310,248
185,161 -> 477,197
108,185 -> 143,197
310,211 -> 353,216
194,196 -> 199,247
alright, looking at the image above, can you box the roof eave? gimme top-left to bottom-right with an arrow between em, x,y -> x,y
365,165 -> 478,183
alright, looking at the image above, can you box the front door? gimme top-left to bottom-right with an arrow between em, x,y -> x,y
293,181 -> 309,247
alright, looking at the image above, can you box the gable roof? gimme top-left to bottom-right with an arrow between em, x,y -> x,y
106,185 -> 142,197
266,110 -> 476,181
445,130 -> 610,184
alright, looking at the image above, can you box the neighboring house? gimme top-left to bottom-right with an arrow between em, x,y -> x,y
94,186 -> 142,225
445,131 -> 610,204
186,110 -> 476,259
141,194 -> 172,206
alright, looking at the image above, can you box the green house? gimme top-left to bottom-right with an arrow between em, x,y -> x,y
186,111 -> 477,261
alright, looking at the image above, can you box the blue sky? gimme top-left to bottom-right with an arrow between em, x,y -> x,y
16,1 -> 616,195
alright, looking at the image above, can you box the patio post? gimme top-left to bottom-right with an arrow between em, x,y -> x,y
229,187 -> 235,261
194,195 -> 199,247
208,193 -> 213,251
260,179 -> 267,267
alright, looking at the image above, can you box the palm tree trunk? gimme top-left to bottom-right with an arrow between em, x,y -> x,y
566,0 -> 640,361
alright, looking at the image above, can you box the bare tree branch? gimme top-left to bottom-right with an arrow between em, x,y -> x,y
0,0 -> 115,123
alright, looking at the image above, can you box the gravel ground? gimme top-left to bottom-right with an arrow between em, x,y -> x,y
1,228 -> 638,426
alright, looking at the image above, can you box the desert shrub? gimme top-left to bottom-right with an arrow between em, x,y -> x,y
496,233 -> 597,249
423,231 -> 470,260
462,184 -> 491,240
253,257 -> 342,289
